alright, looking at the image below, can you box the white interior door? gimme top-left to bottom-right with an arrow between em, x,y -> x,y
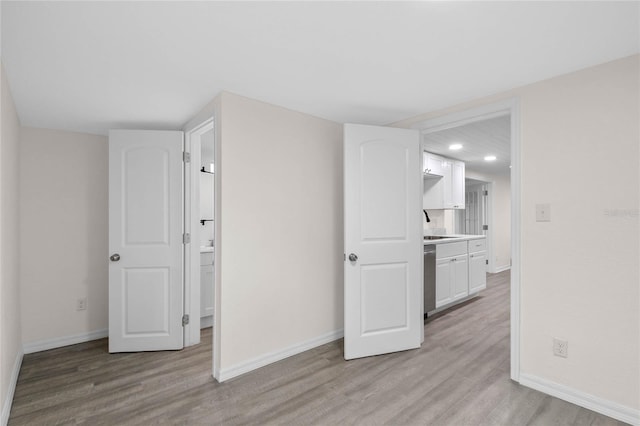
109,130 -> 184,352
344,124 -> 423,360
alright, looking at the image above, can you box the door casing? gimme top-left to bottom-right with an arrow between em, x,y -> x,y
183,119 -> 215,347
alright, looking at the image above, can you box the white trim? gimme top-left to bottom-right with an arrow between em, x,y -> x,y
200,315 -> 213,329
22,329 -> 108,354
1,349 -> 23,426
183,97 -> 218,133
183,119 -> 214,348
217,329 -> 344,382
494,264 -> 511,273
410,105 -> 511,133
183,118 -> 214,349
183,125 -> 196,347
520,373 -> 640,426
485,181 -> 495,274
410,97 -> 521,383
509,99 -> 521,382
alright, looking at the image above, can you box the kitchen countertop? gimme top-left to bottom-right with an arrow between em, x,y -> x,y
423,234 -> 485,245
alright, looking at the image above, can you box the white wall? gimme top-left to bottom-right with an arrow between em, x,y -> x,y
0,62 -> 22,424
422,209 -> 446,234
393,55 -> 639,413
215,92 -> 343,377
19,128 -> 108,348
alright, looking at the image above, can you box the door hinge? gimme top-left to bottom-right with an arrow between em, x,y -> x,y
183,233 -> 191,244
182,314 -> 190,326
482,225 -> 489,230
183,152 -> 191,163
483,190 -> 488,196
486,259 -> 489,265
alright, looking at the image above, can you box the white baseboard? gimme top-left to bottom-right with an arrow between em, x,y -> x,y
23,329 -> 108,354
519,373 -> 640,426
493,264 -> 511,273
217,329 -> 343,382
1,349 -> 23,426
200,315 -> 213,329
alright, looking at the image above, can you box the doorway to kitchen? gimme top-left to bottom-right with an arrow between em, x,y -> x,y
410,98 -> 521,381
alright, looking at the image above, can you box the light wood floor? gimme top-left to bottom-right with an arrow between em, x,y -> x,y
9,271 -> 625,425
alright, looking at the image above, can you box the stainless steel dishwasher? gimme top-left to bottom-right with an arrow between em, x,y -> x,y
424,244 -> 436,314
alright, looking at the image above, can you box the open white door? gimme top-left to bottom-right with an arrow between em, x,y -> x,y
109,130 -> 184,352
344,124 -> 422,360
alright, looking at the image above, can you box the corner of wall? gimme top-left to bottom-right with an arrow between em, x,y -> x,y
1,59 -> 23,426
0,350 -> 23,426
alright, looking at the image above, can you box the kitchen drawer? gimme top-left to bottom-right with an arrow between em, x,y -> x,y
468,238 -> 486,253
436,241 -> 467,259
200,252 -> 214,266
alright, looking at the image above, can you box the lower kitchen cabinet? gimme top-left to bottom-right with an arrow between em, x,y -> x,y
200,252 -> 214,318
469,250 -> 487,293
435,254 -> 469,308
433,237 -> 486,310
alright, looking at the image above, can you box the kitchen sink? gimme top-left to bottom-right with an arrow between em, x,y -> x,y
423,235 -> 456,240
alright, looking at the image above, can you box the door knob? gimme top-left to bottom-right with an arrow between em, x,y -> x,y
110,254 -> 121,262
348,253 -> 358,262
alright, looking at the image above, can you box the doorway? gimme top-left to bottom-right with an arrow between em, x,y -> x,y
410,98 -> 521,381
456,180 -> 489,235
184,118 -> 215,349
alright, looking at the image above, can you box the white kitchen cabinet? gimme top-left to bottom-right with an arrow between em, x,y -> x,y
435,257 -> 453,307
435,256 -> 469,308
422,151 -> 465,210
435,242 -> 469,308
433,237 -> 487,310
468,239 -> 487,294
452,255 -> 469,300
200,252 -> 214,318
443,160 -> 465,209
423,152 -> 445,176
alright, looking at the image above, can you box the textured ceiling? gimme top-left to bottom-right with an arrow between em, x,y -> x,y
1,2 -> 638,135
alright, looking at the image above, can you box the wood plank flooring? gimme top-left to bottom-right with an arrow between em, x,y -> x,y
9,271 -> 625,425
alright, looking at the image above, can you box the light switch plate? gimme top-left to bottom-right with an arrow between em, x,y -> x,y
536,203 -> 551,222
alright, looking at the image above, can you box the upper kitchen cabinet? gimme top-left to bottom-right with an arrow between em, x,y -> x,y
423,151 -> 465,210
444,160 -> 465,209
423,152 -> 445,177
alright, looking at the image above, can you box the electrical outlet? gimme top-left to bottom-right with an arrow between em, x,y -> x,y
553,338 -> 568,358
76,297 -> 87,311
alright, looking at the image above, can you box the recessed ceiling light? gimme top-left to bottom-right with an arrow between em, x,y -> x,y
449,143 -> 463,151
484,155 -> 497,161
